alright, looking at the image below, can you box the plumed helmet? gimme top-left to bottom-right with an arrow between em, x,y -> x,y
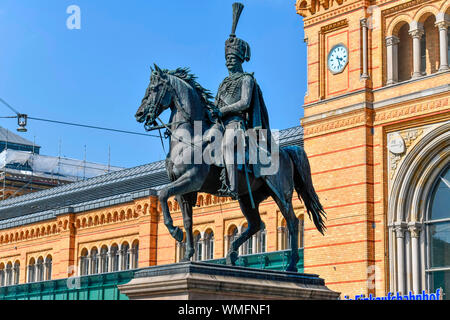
225,3 -> 251,62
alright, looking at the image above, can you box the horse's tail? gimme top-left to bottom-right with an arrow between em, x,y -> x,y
284,146 -> 327,235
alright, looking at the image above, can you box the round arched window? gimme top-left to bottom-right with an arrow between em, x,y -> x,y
426,166 -> 450,297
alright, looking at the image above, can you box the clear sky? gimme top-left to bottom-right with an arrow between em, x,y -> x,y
0,0 -> 307,168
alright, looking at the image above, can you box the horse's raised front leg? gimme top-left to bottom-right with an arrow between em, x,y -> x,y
158,168 -> 205,244
226,195 -> 264,266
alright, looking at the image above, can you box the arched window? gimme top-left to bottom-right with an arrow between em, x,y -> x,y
27,258 -> 36,283
193,233 -> 202,261
0,264 -> 4,287
256,227 -> 266,253
121,243 -> 130,270
36,257 -> 44,282
131,241 -> 139,269
421,15 -> 439,75
242,224 -> 253,255
45,256 -> 52,281
280,218 -> 304,250
5,263 -> 13,286
426,166 -> 450,295
204,231 -> 214,260
110,244 -> 119,272
13,261 -> 20,285
79,249 -> 89,276
100,246 -> 109,273
397,23 -> 413,82
90,248 -> 99,275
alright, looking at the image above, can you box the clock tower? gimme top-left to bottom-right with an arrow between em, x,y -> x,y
296,0 -> 450,298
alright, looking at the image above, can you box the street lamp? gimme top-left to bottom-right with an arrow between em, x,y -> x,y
17,114 -> 28,132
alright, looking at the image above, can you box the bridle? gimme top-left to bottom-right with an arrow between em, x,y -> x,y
143,74 -> 200,150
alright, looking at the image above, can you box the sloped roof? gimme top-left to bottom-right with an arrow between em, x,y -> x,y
0,126 -> 303,229
0,127 -> 40,148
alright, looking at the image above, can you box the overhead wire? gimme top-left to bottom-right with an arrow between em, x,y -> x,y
0,97 -> 160,138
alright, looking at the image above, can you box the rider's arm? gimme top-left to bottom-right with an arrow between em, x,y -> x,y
219,75 -> 254,116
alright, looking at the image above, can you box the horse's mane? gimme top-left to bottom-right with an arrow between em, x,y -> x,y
165,67 -> 214,108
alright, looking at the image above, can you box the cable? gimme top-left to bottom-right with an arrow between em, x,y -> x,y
0,98 -> 20,115
0,97 -> 161,138
28,116 -> 160,138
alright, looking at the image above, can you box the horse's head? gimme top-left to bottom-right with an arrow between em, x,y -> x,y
135,64 -> 174,129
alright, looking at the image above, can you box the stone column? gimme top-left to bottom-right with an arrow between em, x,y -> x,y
118,249 -> 123,271
408,223 -> 422,294
409,23 -> 424,79
252,234 -> 257,254
108,252 -> 114,272
385,36 -> 399,85
394,224 -> 406,294
436,13 -> 449,72
200,237 -> 206,261
360,18 -> 370,80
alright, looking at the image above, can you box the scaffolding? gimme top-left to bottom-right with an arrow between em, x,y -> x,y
0,149 -> 123,200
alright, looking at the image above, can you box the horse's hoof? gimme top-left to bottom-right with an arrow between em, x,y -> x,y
286,264 -> 298,273
226,251 -> 238,266
171,227 -> 184,243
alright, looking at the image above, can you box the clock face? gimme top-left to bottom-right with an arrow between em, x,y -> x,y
327,44 -> 348,74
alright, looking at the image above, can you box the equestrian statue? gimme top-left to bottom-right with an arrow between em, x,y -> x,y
135,3 -> 326,272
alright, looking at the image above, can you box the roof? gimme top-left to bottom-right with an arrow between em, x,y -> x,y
0,127 -> 40,148
0,126 -> 303,229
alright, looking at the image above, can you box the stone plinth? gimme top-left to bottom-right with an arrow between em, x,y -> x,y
118,262 -> 340,300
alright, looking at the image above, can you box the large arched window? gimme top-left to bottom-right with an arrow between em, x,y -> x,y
79,249 -> 89,276
90,248 -> 99,275
100,246 -> 109,273
0,264 -> 4,287
242,224 -> 253,255
280,218 -> 304,250
193,233 -> 202,261
121,243 -> 130,270
256,227 -> 266,254
13,261 -> 20,285
27,258 -> 36,283
397,23 -> 413,82
45,256 -> 52,281
131,241 -> 139,269
421,15 -> 439,75
204,231 -> 214,260
5,263 -> 13,286
426,166 -> 450,295
110,244 -> 119,272
36,257 -> 44,282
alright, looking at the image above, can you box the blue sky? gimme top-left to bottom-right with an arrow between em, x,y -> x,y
0,0 -> 307,168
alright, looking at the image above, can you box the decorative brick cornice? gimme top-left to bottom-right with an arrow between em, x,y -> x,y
320,18 -> 349,33
374,96 -> 449,125
303,111 -> 372,137
298,0 -> 370,27
382,0 -> 431,17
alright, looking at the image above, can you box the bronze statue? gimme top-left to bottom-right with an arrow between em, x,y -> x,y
135,3 -> 326,272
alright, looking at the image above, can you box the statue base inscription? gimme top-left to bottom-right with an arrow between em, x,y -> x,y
118,262 -> 340,300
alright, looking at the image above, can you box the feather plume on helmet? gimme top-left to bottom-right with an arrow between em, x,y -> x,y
225,3 -> 251,62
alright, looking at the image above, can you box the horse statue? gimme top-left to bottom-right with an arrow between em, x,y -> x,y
135,65 -> 326,272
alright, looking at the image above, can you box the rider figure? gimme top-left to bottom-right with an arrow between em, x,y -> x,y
214,3 -> 271,200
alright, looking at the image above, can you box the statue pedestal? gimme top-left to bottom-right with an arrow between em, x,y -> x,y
118,262 -> 340,300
